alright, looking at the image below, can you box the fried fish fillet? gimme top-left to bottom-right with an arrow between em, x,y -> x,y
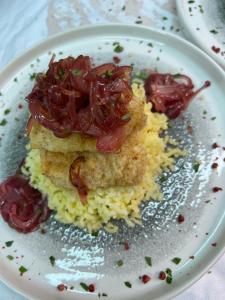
40,129 -> 147,190
30,90 -> 146,153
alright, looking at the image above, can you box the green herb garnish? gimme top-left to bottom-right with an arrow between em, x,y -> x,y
91,231 -> 99,237
14,77 -> 18,82
0,119 -> 7,126
104,70 -> 113,78
7,255 -> 14,261
135,70 -> 148,80
193,162 -> 200,172
159,175 -> 167,183
72,68 -> 82,76
102,293 -> 108,297
122,5 -> 126,11
29,73 -> 37,80
173,73 -> 181,78
211,117 -> 216,121
210,29 -> 218,34
162,16 -> 168,20
116,259 -> 124,267
80,282 -> 88,291
4,109 -> 11,115
165,268 -> 172,275
145,256 -> 152,267
188,0 -> 195,3
147,42 -> 153,47
5,241 -> 14,247
172,257 -> 181,265
135,20 -> 143,24
19,266 -> 28,275
114,44 -> 124,53
49,256 -> 56,266
124,281 -> 132,288
166,276 -> 173,284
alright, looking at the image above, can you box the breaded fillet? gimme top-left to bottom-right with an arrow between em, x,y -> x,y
40,129 -> 148,190
30,90 -> 146,153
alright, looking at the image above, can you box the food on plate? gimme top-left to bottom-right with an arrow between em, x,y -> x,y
0,54 -> 210,233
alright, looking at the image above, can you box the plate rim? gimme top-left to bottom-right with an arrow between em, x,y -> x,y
176,0 -> 225,69
0,23 -> 225,300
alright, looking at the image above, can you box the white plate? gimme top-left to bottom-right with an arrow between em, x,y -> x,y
176,0 -> 225,69
1,24 -> 225,300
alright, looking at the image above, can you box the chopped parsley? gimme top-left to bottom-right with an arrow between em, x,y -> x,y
49,255 -> 56,266
135,70 -> 148,80
135,20 -> 143,24
29,73 -> 37,81
166,276 -> 173,284
165,268 -> 173,284
147,42 -> 153,47
59,51 -> 63,55
113,44 -> 124,53
5,240 -> 14,247
80,282 -> 88,291
173,73 -> 181,78
72,68 -> 82,76
145,256 -> 152,267
102,293 -> 108,297
104,70 -> 113,78
210,29 -> 218,34
172,257 -> 181,265
122,5 -> 126,11
211,117 -> 216,121
116,259 -> 124,267
91,231 -> 99,237
193,162 -> 200,172
162,16 -> 168,20
14,77 -> 18,82
188,0 -> 195,3
4,109 -> 11,115
159,175 -> 167,183
19,266 -> 28,275
124,281 -> 132,288
199,4 -> 204,13
7,255 -> 14,261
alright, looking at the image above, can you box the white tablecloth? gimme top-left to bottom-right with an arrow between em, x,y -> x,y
0,0 -> 224,299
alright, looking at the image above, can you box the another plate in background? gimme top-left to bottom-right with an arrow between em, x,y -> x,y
176,0 -> 225,69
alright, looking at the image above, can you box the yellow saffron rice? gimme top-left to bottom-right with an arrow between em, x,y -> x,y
23,84 -> 183,232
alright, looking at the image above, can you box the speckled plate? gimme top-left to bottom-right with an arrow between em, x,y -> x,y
1,24 -> 225,300
176,0 -> 225,69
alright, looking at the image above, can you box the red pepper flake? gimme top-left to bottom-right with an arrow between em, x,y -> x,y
113,56 -> 121,64
18,104 -> 23,109
211,46 -> 221,53
189,256 -> 195,259
88,284 -> 95,293
187,125 -> 193,134
177,214 -> 185,224
211,242 -> 217,247
212,142 -> 219,149
159,271 -> 166,280
124,241 -> 129,250
57,283 -> 67,291
141,274 -> 151,284
211,162 -> 218,169
212,187 -> 222,192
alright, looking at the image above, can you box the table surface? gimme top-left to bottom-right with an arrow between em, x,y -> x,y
0,0 -> 224,299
